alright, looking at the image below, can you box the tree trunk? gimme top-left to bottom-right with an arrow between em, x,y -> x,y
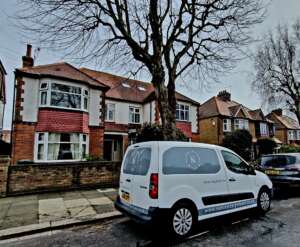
295,101 -> 300,125
152,73 -> 177,140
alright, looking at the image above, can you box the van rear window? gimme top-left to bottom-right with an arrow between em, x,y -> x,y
163,147 -> 220,174
123,148 -> 151,175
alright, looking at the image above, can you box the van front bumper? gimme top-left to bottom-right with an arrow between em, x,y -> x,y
114,196 -> 167,224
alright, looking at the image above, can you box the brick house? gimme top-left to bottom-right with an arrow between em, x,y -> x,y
81,68 -> 200,161
0,59 -> 6,138
11,45 -> 110,164
267,109 -> 300,145
198,91 -> 276,147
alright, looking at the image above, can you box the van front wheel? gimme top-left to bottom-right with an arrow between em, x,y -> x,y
170,203 -> 195,238
257,188 -> 271,214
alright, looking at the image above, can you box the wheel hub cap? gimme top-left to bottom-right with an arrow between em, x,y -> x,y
173,208 -> 192,236
260,192 -> 270,211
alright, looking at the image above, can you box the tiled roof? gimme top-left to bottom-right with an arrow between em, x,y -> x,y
81,68 -> 199,105
199,96 -> 269,121
274,114 -> 300,129
16,62 -> 109,90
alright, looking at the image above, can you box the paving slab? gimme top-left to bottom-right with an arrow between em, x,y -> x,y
88,197 -> 113,206
68,206 -> 96,218
64,198 -> 90,208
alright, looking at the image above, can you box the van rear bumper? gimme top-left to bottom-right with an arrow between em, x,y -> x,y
114,196 -> 167,224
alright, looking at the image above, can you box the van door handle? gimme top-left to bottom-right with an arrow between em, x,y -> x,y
229,178 -> 236,182
126,179 -> 131,183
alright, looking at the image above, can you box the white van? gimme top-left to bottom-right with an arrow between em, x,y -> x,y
115,141 -> 273,238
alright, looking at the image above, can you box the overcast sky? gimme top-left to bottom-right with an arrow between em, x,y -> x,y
1,0 -> 300,130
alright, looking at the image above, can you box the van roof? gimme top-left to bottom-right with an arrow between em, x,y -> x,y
131,141 -> 223,150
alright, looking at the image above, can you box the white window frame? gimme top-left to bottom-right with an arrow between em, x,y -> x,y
39,81 -> 89,111
288,130 -> 295,141
223,119 -> 231,132
297,130 -> 300,140
176,103 -> 190,121
260,123 -> 268,136
234,119 -> 249,130
105,103 -> 116,122
34,132 -> 89,162
129,106 -> 141,123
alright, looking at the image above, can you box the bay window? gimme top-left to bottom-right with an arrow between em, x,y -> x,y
234,119 -> 249,130
129,106 -> 141,123
260,123 -> 268,136
223,119 -> 231,132
106,103 -> 115,121
176,103 -> 189,121
39,82 -> 89,111
35,132 -> 88,161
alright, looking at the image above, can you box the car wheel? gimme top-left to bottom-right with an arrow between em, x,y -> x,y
257,188 -> 271,214
170,203 -> 195,239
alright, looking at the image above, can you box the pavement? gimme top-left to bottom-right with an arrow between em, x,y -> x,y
0,188 -> 121,239
2,196 -> 299,247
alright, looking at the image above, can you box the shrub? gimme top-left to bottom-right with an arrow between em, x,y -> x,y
222,129 -> 253,161
256,138 -> 277,156
278,145 -> 300,153
136,123 -> 188,142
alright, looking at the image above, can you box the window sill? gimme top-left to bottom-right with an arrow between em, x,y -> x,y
39,106 -> 89,113
34,159 -> 85,163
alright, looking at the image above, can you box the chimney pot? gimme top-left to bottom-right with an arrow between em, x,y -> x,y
217,90 -> 231,101
26,44 -> 32,57
22,44 -> 34,68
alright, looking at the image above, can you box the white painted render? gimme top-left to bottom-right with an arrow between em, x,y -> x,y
89,88 -> 102,126
106,99 -> 144,124
20,76 -> 103,125
190,104 -> 198,133
21,77 -> 39,122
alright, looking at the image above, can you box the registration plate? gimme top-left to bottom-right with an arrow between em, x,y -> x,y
265,170 -> 280,175
121,191 -> 130,202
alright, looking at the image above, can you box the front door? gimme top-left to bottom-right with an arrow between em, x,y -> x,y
104,135 -> 123,161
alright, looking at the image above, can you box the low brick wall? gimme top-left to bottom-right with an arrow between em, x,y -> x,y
4,161 -> 120,196
0,156 -> 10,197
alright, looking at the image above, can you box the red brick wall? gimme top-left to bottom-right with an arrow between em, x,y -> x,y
176,121 -> 192,138
89,126 -> 104,157
36,109 -> 89,133
11,123 -> 36,164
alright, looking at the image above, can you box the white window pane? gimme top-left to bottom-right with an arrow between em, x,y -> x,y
40,91 -> 47,105
38,144 -> 44,160
48,143 -> 60,160
49,133 -> 60,142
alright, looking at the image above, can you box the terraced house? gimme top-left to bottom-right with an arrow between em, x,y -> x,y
267,109 -> 300,145
198,90 -> 276,148
11,45 -> 200,164
81,68 -> 200,162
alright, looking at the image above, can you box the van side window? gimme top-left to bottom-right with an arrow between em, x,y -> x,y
123,148 -> 151,175
221,151 -> 250,174
163,147 -> 220,175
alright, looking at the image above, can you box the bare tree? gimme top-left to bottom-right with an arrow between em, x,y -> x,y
18,0 -> 265,139
253,21 -> 300,123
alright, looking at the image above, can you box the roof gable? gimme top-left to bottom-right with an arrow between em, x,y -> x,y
16,62 -> 109,90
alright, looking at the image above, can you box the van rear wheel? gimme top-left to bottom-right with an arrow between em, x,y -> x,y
170,203 -> 196,239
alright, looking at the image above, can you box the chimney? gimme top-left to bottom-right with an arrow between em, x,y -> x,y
217,90 -> 231,101
22,44 -> 34,68
272,108 -> 283,116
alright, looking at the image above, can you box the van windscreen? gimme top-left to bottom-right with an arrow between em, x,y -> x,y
123,148 -> 151,175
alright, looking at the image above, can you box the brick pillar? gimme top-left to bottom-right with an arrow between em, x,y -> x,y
89,126 -> 104,158
0,156 -> 10,197
123,135 -> 129,155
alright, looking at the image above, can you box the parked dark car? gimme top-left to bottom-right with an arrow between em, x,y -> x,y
257,153 -> 300,188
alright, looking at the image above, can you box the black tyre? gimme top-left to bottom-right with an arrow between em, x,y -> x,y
169,202 -> 196,239
257,188 -> 271,214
